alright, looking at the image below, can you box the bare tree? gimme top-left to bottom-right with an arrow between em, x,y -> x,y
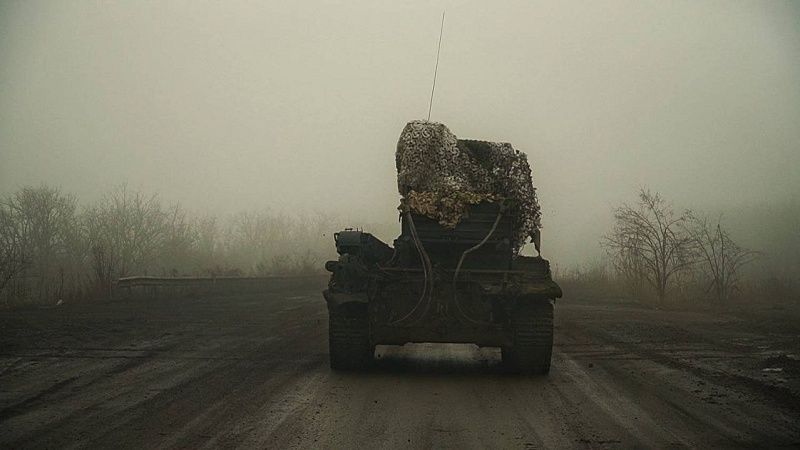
158,203 -> 197,275
85,186 -> 166,291
4,186 -> 83,302
0,203 -> 28,298
608,242 -> 649,299
223,211 -> 289,273
89,242 -> 115,298
690,215 -> 757,303
193,215 -> 225,275
603,189 -> 696,304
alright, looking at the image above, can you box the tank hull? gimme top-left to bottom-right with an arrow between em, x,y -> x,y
363,265 -> 559,347
323,204 -> 561,374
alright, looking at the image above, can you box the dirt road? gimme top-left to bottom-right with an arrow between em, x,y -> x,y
1,279 -> 799,448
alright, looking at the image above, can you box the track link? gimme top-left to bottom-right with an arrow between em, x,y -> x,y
328,303 -> 372,371
503,300 -> 554,375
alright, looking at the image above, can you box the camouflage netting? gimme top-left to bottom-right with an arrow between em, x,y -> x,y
396,120 -> 541,254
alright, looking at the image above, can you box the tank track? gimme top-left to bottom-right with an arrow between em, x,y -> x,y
328,303 -> 373,371
503,300 -> 553,375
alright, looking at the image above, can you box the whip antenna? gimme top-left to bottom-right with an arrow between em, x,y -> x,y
427,10 -> 445,121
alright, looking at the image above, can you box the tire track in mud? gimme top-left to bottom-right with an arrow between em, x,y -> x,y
78,327 -> 327,448
586,323 -> 800,413
556,311 -> 800,447
0,376 -> 79,422
0,289 -> 329,449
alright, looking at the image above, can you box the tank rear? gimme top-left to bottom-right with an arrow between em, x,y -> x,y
323,120 -> 561,374
324,202 -> 561,374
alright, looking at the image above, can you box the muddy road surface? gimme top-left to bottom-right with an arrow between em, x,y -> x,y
1,279 -> 799,448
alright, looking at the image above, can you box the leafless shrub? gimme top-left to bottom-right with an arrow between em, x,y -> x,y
194,215 -> 221,272
254,250 -> 321,277
554,261 -> 625,300
159,203 -> 199,275
607,241 -> 650,301
740,275 -> 799,306
603,189 -> 697,304
689,215 -> 758,304
222,211 -> 290,271
223,210 -> 338,277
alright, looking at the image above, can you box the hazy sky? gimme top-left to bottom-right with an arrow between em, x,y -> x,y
2,0 -> 799,265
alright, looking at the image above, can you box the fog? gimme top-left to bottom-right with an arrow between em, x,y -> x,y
3,4 -> 800,445
1,0 -> 799,267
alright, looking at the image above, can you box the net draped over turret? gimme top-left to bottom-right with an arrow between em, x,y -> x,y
395,120 -> 541,255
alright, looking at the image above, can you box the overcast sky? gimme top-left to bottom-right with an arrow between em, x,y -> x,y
1,0 -> 799,266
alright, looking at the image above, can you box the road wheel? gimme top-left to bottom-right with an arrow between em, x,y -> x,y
328,303 -> 372,371
503,300 -> 553,375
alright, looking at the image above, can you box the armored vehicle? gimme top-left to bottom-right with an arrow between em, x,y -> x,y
323,122 -> 562,374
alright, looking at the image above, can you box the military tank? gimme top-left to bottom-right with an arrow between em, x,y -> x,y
323,121 -> 562,374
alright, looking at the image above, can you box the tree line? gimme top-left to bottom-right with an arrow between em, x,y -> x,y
0,185 -> 340,306
1,184 -> 782,307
